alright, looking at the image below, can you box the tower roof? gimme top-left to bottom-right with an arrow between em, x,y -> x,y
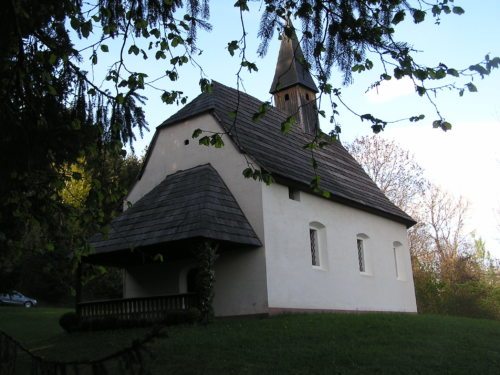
269,30 -> 319,94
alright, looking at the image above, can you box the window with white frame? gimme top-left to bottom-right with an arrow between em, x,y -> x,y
356,233 -> 370,274
309,222 -> 327,269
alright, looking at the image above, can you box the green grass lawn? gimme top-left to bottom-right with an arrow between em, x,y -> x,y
1,307 -> 500,374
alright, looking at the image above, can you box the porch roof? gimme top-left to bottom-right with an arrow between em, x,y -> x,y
88,164 -> 262,257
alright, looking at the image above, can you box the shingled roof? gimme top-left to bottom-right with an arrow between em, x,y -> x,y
269,31 -> 318,94
158,82 -> 415,227
89,164 -> 262,255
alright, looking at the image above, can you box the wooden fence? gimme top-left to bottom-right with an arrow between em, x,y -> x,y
77,293 -> 198,322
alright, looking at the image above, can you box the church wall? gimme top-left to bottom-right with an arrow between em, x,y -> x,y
262,182 -> 418,313
123,114 -> 269,316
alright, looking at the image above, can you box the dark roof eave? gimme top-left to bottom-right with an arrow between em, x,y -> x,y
157,108 -> 215,131
84,235 -> 261,265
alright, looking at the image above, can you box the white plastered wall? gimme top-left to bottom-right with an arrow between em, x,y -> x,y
123,114 -> 268,316
262,183 -> 417,313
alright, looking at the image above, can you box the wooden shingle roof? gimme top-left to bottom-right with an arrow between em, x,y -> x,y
158,81 -> 415,227
269,31 -> 319,94
89,164 -> 262,254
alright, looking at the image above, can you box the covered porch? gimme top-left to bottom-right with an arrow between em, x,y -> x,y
78,165 -> 263,322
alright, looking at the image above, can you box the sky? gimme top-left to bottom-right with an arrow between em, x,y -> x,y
80,1 -> 500,256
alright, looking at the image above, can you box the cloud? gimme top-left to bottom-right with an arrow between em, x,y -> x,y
365,77 -> 414,103
384,121 -> 500,256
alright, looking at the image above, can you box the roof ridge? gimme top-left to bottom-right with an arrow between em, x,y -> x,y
138,81 -> 415,227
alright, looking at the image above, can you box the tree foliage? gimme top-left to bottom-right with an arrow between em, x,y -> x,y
346,135 -> 427,211
348,135 -> 500,319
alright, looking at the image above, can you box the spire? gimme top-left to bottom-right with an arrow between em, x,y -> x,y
269,27 -> 318,94
270,23 -> 319,134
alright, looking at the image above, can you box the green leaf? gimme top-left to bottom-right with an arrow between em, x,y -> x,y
227,40 -> 239,56
452,6 -> 465,15
447,68 -> 459,77
70,17 -> 80,30
466,82 -> 477,92
81,20 -> 92,38
252,101 -> 271,122
409,114 -> 425,122
210,134 -> 224,148
281,116 -> 296,133
100,44 -> 109,53
371,124 -> 384,133
155,51 -> 167,60
199,78 -> 212,93
116,93 -> 125,104
198,136 -> 210,146
412,9 -> 426,23
128,45 -> 140,55
414,69 -> 427,80
49,54 -> 57,65
392,10 -> 405,25
416,86 -> 426,96
351,64 -> 365,73
469,64 -> 489,78
150,28 -> 161,38
234,0 -> 249,11
241,60 -> 258,72
442,121 -> 452,131
434,69 -> 447,79
192,129 -> 203,138
242,168 -> 253,178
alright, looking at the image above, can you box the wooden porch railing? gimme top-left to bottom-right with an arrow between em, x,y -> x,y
77,293 -> 198,322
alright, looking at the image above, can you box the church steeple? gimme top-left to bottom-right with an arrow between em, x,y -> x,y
270,26 -> 319,134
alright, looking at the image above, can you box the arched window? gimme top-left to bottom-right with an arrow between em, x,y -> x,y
393,241 -> 406,280
309,222 -> 327,269
356,233 -> 370,274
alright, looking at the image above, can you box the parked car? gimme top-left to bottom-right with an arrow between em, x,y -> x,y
0,291 -> 37,308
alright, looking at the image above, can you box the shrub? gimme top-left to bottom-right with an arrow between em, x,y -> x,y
59,312 -> 80,333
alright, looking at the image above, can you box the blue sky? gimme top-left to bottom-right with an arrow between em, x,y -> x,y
78,1 -> 500,255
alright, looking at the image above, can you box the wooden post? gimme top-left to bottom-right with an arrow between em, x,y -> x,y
75,262 -> 82,314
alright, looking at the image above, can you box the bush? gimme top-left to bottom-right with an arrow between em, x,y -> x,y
59,312 -> 80,333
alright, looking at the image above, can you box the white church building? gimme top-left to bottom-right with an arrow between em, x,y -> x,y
86,31 -> 418,317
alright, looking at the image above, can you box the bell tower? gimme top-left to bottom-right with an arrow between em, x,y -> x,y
270,28 -> 319,134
